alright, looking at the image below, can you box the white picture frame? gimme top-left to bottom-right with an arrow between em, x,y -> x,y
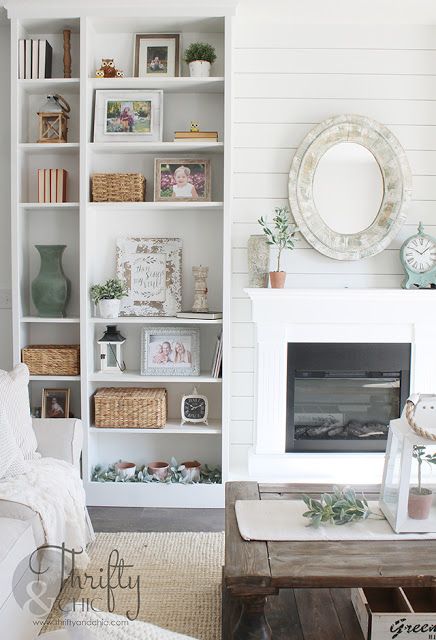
93,90 -> 163,143
141,327 -> 200,376
116,237 -> 182,316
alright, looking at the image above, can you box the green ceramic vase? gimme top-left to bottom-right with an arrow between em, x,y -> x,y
31,245 -> 71,317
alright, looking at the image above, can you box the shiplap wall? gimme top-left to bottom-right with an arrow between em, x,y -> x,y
229,20 -> 436,474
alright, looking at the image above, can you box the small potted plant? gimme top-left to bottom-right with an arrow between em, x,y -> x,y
90,278 -> 127,318
258,207 -> 298,288
408,445 -> 436,520
184,42 -> 216,78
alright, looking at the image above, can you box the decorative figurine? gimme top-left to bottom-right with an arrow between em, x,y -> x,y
37,94 -> 70,143
190,121 -> 200,132
192,266 -> 209,313
95,58 -> 124,78
63,29 -> 71,78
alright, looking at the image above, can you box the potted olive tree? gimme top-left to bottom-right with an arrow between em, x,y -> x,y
408,445 -> 436,520
184,42 -> 216,77
258,207 -> 298,288
90,278 -> 127,318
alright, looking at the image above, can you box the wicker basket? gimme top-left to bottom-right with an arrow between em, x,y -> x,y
92,173 -> 145,202
94,387 -> 167,429
22,345 -> 80,376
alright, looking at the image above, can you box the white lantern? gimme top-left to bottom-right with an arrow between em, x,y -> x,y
97,325 -> 126,374
380,394 -> 436,533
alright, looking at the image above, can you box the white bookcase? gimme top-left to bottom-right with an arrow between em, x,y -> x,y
7,1 -> 235,508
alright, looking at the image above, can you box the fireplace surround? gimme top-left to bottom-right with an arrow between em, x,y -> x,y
245,288 -> 436,483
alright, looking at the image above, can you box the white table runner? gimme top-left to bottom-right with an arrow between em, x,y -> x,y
235,500 -> 436,541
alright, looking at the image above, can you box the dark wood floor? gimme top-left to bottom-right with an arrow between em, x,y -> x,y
89,507 -> 225,532
89,508 -> 364,639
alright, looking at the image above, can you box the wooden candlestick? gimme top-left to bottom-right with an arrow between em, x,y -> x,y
63,29 -> 71,78
192,266 -> 209,313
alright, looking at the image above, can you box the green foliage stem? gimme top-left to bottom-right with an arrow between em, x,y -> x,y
302,486 -> 384,527
412,445 -> 436,494
258,207 -> 298,272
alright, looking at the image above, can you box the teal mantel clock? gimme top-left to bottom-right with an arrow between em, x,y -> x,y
400,222 -> 436,288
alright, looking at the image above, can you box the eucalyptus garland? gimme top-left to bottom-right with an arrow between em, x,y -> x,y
302,486 -> 384,527
91,457 -> 222,485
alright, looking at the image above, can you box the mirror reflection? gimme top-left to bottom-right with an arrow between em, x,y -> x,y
313,142 -> 384,235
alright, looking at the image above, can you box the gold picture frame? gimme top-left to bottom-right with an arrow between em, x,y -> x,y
154,158 -> 211,202
41,388 -> 70,419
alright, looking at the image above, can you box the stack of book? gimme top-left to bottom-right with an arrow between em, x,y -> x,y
18,39 -> 52,79
211,332 -> 223,378
174,131 -> 219,143
37,169 -> 68,203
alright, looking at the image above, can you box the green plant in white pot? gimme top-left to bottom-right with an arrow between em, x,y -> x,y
408,445 -> 436,520
258,207 -> 298,288
90,278 -> 127,318
184,42 -> 216,78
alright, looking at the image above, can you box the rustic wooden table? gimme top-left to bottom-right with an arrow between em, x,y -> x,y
223,481 -> 436,640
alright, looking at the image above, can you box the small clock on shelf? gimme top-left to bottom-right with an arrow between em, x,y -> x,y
181,387 -> 208,425
400,222 -> 436,289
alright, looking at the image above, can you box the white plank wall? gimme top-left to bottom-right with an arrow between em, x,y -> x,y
229,19 -> 436,474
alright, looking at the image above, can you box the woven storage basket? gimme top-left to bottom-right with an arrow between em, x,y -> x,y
22,345 -> 80,376
94,387 -> 167,429
92,173 -> 145,202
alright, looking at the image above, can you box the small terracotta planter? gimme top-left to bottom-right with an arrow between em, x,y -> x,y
148,461 -> 169,481
115,461 -> 136,478
180,460 -> 201,483
408,488 -> 433,520
269,271 -> 286,288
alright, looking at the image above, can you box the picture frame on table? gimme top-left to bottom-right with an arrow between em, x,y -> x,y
41,388 -> 70,419
133,34 -> 180,77
154,158 -> 211,202
116,237 -> 182,316
141,326 -> 200,376
93,90 -> 163,142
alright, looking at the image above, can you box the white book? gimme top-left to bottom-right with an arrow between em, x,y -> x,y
18,40 -> 25,79
176,311 -> 222,320
32,40 -> 39,79
38,40 -> 46,79
210,336 -> 220,377
25,39 -> 32,79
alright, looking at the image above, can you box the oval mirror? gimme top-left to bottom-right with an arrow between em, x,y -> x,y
289,114 -> 412,260
313,142 -> 384,235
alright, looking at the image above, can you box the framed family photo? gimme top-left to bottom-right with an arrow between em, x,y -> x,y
154,158 -> 211,202
41,388 -> 70,419
116,237 -> 182,316
93,90 -> 163,142
134,34 -> 180,77
141,327 -> 200,376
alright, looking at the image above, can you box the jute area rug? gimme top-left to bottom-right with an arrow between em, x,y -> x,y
42,532 -> 224,640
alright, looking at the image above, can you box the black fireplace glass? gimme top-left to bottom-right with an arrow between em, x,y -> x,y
286,343 -> 411,452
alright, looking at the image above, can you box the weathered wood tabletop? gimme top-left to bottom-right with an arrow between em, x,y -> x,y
223,481 -> 436,640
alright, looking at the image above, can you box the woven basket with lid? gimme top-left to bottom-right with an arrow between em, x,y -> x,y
94,387 -> 167,429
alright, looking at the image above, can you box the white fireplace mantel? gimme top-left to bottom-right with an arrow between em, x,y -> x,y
245,288 -> 436,483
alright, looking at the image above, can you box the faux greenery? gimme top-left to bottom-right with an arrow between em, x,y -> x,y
412,445 -> 436,494
91,458 -> 222,485
258,207 -> 298,272
90,278 -> 127,303
302,486 -> 383,527
184,42 -> 217,65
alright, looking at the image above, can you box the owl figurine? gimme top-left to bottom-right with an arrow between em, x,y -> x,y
95,58 -> 124,78
190,121 -> 200,132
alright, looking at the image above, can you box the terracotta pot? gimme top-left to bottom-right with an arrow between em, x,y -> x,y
269,271 -> 286,288
408,488 -> 433,520
180,460 -> 201,483
148,461 -> 169,481
115,461 -> 136,478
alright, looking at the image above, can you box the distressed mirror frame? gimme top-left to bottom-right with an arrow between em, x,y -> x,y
288,114 -> 412,261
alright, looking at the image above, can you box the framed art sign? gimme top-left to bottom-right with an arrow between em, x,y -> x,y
134,34 -> 180,77
93,90 -> 163,142
141,326 -> 200,376
116,237 -> 182,316
154,158 -> 211,202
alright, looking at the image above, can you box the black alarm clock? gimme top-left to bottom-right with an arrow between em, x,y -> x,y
181,387 -> 208,425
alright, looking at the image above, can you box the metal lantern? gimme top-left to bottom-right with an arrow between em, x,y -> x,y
37,94 -> 70,143
97,325 -> 126,374
380,394 -> 436,533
